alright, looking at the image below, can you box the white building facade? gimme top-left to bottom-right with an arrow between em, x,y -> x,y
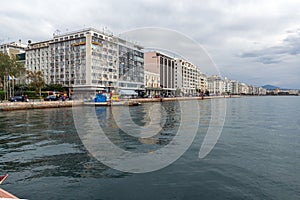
207,75 -> 225,95
25,28 -> 144,94
176,59 -> 201,96
144,51 -> 206,97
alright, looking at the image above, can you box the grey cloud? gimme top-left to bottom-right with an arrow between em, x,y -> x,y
238,30 -> 300,64
1,0 -> 300,88
257,57 -> 281,64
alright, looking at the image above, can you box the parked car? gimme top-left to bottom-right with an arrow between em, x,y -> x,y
44,95 -> 59,101
9,96 -> 29,102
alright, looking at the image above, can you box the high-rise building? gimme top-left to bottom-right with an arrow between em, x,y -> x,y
118,38 -> 144,95
144,51 -> 175,96
26,40 -> 51,83
175,59 -> 201,95
144,51 -> 206,96
25,28 -> 144,95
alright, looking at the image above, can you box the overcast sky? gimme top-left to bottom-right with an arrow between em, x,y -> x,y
1,0 -> 299,88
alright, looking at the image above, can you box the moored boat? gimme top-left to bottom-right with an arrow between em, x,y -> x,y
84,100 -> 141,106
0,174 -> 26,199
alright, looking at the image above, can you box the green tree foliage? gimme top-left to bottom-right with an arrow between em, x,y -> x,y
26,70 -> 45,96
42,84 -> 64,92
0,90 -> 5,100
0,52 -> 25,90
205,90 -> 210,96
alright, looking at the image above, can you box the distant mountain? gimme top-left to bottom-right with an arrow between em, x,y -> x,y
262,85 -> 280,90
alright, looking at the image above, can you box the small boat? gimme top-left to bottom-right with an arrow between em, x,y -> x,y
127,101 -> 141,106
84,100 -> 141,107
0,174 -> 26,199
0,175 -> 8,185
0,188 -> 20,199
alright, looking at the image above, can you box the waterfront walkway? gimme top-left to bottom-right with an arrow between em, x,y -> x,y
0,100 -> 83,111
0,96 -> 238,111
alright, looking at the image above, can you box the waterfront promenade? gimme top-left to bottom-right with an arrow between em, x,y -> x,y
0,95 -> 238,111
0,100 -> 83,111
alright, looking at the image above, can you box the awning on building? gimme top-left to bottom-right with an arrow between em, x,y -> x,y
119,90 -> 138,96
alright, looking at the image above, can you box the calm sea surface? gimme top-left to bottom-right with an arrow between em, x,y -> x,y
0,96 -> 299,200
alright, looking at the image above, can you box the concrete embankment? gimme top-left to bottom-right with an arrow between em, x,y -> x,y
0,95 -> 239,111
132,95 -> 239,103
0,101 -> 83,111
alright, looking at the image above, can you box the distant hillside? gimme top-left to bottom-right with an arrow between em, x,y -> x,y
262,85 -> 280,90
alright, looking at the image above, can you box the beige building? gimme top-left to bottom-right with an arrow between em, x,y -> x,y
144,70 -> 160,96
144,51 -> 175,96
199,73 -> 208,93
1,41 -> 27,85
144,51 -> 206,96
0,41 -> 26,58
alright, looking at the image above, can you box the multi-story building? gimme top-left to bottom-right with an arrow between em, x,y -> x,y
144,70 -> 160,96
248,85 -> 261,95
25,28 -> 144,95
239,83 -> 249,94
223,77 -> 231,94
207,75 -> 225,95
230,80 -> 240,95
118,38 -> 144,95
175,59 -> 200,96
198,73 -> 208,93
144,51 -> 205,96
26,40 -> 51,83
0,41 -> 26,58
259,87 -> 267,95
144,51 -> 176,96
1,41 -> 27,85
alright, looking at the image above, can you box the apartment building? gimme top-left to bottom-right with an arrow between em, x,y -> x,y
207,75 -> 225,95
198,73 -> 208,93
0,41 -> 26,58
259,87 -> 267,95
239,83 -> 249,94
1,41 -> 27,85
118,38 -> 144,95
175,59 -> 200,95
26,40 -> 51,83
144,51 -> 175,96
144,51 -> 207,96
25,28 -> 144,95
144,70 -> 160,96
230,80 -> 240,95
223,77 -> 231,94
